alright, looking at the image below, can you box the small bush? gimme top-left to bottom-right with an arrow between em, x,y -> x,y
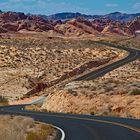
0,115 -> 35,140
90,112 -> 95,115
24,104 -> 41,111
26,132 -> 39,140
40,124 -> 54,136
104,111 -> 120,117
26,124 -> 54,140
129,89 -> 140,95
0,96 -> 9,105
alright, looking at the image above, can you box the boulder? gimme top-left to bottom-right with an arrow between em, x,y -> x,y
0,27 -> 8,33
1,23 -> 18,31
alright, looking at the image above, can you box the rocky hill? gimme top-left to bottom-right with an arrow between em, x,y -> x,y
45,12 -> 101,21
103,12 -> 140,22
42,60 -> 140,119
128,16 -> 140,33
0,11 -> 140,36
55,17 -> 132,36
0,12 -> 59,33
0,38 -> 124,101
45,12 -> 140,22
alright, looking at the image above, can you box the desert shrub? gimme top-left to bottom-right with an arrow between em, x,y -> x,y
117,90 -> 127,95
0,116 -> 52,140
24,104 -> 41,111
23,94 -> 30,98
12,116 -> 34,130
40,124 -> 54,136
0,96 -> 9,105
102,111 -> 120,117
26,132 -> 39,140
26,124 -> 54,140
0,115 -> 35,140
90,112 -> 95,115
104,86 -> 114,92
38,129 -> 49,140
129,89 -> 140,95
67,89 -> 78,96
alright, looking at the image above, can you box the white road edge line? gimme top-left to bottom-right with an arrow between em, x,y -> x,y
21,106 -> 65,139
52,125 -> 65,140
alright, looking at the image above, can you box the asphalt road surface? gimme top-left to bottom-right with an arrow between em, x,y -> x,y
0,41 -> 140,140
75,41 -> 140,80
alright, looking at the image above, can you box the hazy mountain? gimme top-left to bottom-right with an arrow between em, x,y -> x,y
45,12 -> 101,20
40,12 -> 140,22
103,12 -> 140,22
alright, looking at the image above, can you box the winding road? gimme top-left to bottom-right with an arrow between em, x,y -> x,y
0,41 -> 140,140
75,41 -> 140,80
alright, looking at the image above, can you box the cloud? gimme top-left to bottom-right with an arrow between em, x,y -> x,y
106,3 -> 118,7
0,0 -> 88,15
133,3 -> 140,9
0,0 -> 43,13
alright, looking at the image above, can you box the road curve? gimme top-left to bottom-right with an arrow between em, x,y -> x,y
75,41 -> 140,80
0,41 -> 140,140
0,105 -> 140,140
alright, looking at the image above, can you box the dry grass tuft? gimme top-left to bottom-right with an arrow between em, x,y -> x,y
0,115 -> 55,140
26,124 -> 54,140
0,96 -> 9,106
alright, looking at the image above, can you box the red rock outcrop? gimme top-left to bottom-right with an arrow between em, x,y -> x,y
0,11 -> 139,36
0,27 -> 8,33
1,23 -> 18,31
24,57 -> 114,97
0,12 -> 27,21
0,12 -> 58,33
128,16 -> 140,33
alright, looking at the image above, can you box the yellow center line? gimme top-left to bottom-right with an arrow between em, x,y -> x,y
83,51 -> 138,80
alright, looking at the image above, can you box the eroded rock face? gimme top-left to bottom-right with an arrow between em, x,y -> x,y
41,90 -> 140,119
0,27 -> 8,33
0,12 -> 27,21
0,12 -> 56,33
56,17 -> 133,36
129,16 -> 140,33
0,39 -> 121,101
2,23 -> 18,31
17,21 -> 28,31
41,60 -> 140,119
0,11 -> 139,36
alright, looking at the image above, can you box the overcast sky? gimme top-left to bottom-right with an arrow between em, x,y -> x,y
0,0 -> 140,15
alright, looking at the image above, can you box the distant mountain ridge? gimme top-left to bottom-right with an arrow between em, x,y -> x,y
103,12 -> 140,22
1,9 -> 140,22
45,12 -> 101,21
0,10 -> 140,36
43,12 -> 140,22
